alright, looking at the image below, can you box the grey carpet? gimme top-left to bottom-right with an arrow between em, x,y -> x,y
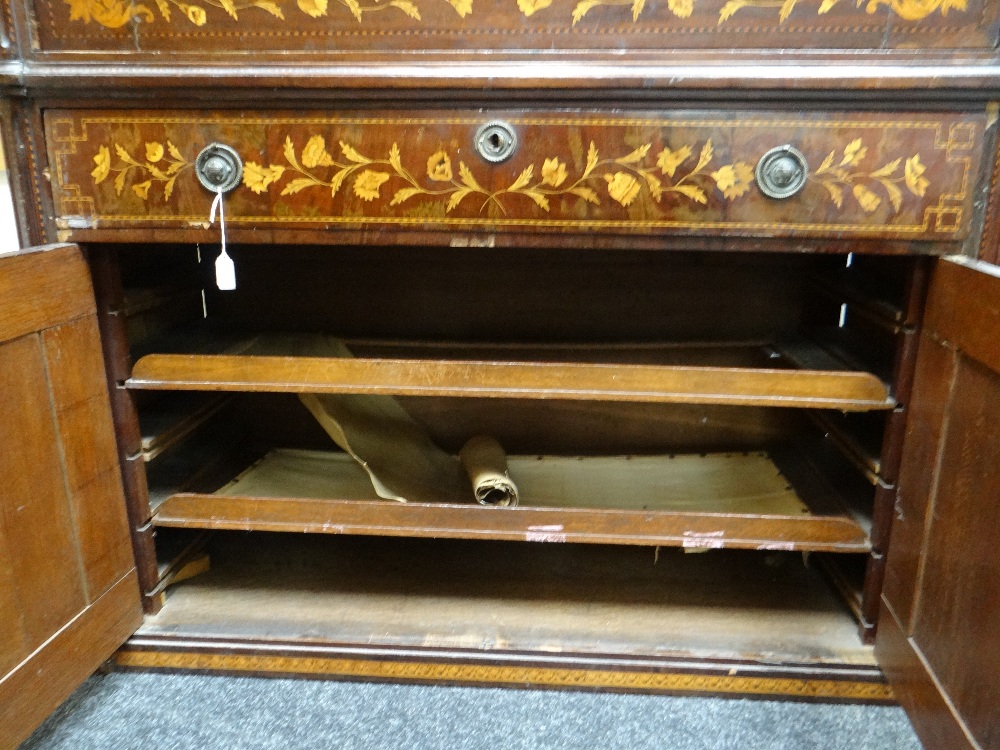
22,672 -> 923,750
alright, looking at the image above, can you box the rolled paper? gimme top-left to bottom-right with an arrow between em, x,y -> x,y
459,435 -> 520,507
292,336 -> 473,504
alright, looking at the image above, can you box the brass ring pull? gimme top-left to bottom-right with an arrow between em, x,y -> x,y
755,145 -> 808,200
195,143 -> 244,194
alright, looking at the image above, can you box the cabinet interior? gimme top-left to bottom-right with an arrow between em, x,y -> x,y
99,242 -> 924,666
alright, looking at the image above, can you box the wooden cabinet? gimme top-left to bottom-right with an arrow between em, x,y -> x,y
2,5 -> 1000,749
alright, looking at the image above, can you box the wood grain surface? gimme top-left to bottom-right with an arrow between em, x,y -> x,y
0,333 -> 88,649
0,243 -> 95,342
908,356 -> 1000,749
130,533 -> 881,673
875,604 -> 974,750
45,109 -> 984,244
877,257 -> 1000,750
0,244 -> 141,748
127,347 -> 894,410
881,337 -> 956,635
0,572 -> 141,750
151,447 -> 871,551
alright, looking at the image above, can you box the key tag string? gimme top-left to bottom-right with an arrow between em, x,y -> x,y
209,187 -> 236,291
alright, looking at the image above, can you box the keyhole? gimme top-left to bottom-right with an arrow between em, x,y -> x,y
474,122 -> 517,163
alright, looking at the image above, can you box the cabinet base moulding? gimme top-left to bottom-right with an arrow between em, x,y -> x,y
112,639 -> 895,704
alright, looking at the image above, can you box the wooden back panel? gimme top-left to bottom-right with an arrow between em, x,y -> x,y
236,392 -> 803,456
198,245 -> 809,343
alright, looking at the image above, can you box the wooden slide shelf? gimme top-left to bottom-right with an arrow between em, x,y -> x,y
809,410 -> 883,484
139,393 -> 231,462
126,338 -> 893,411
151,449 -> 871,553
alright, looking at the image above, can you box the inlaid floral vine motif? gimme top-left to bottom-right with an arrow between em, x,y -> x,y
64,0 -> 467,28
712,0 -> 965,23
241,134 -> 756,214
63,0 -> 966,28
91,141 -> 191,200
88,133 -> 933,219
809,138 -> 929,214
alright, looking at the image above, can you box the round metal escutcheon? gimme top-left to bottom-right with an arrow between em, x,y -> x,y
474,121 -> 518,164
195,143 -> 244,194
755,145 -> 809,200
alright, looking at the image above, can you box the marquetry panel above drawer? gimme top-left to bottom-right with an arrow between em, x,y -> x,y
44,109 -> 986,244
32,0 -> 1000,52
0,0 -> 16,58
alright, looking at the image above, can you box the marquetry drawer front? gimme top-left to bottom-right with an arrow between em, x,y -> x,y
45,110 -> 984,243
33,0 -> 1000,52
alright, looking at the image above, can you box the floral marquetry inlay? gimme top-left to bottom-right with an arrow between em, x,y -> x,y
62,0 -> 967,28
64,0 -> 469,27
45,111 -> 981,242
809,139 -> 930,214
237,135 -> 756,214
91,141 -> 192,200
87,132 -> 934,220
570,0 -> 967,25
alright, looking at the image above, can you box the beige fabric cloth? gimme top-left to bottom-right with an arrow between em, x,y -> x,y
295,337 -> 518,505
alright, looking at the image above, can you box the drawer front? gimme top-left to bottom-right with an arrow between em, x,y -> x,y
32,0 -> 1000,52
46,109 -> 985,243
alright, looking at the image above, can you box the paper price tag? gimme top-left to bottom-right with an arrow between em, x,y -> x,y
209,188 -> 236,291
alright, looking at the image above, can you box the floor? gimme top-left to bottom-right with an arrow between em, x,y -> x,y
22,671 -> 924,750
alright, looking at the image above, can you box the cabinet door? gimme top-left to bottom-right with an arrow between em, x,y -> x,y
877,257 -> 1000,750
0,244 -> 142,750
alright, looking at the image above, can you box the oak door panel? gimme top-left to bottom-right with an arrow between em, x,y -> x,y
910,357 -> 1000,749
0,511 -> 29,676
878,257 -> 1000,750
0,333 -> 89,646
44,316 -> 135,597
880,336 -> 956,633
0,244 -> 141,750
